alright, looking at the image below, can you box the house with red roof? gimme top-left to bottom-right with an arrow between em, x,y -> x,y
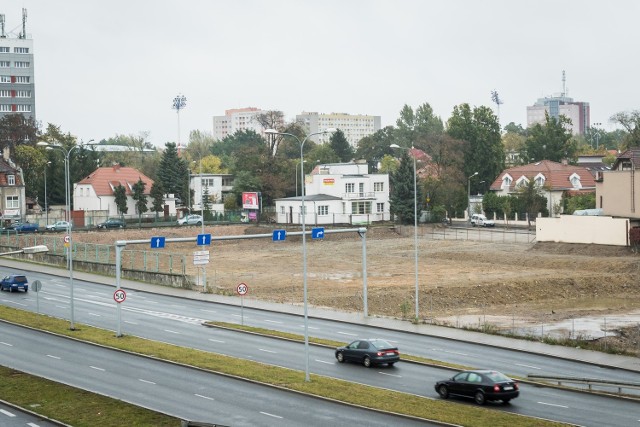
74,165 -> 155,217
0,157 -> 26,222
489,160 -> 596,216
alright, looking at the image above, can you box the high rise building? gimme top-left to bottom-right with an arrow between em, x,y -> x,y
526,95 -> 590,135
213,107 -> 272,140
296,112 -> 381,146
0,10 -> 35,121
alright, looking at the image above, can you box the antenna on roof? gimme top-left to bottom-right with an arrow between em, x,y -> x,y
0,15 -> 5,38
19,8 -> 26,39
561,70 -> 566,98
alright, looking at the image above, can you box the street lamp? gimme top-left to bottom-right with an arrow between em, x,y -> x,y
467,171 -> 479,221
592,122 -> 602,150
37,140 -> 88,330
390,144 -> 419,320
44,161 -> 51,226
295,160 -> 307,197
264,127 -> 336,382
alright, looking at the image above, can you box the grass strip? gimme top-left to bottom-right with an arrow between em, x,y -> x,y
0,306 -> 568,427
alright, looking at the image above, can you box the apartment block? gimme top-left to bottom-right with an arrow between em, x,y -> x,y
0,14 -> 35,121
296,112 -> 381,147
213,107 -> 271,140
526,95 -> 590,135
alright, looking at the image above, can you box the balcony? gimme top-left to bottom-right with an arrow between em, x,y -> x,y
342,192 -> 375,200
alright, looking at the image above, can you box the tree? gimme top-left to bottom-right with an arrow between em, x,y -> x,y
503,122 -> 527,136
192,154 -> 226,174
114,184 -> 128,217
514,180 -> 546,228
354,126 -> 398,172
378,154 -> 399,174
610,110 -> 640,149
395,103 -> 444,148
522,112 -> 576,164
254,110 -> 286,156
389,151 -> 420,224
202,186 -> 213,220
132,178 -> 148,226
14,144 -> 47,199
149,181 -> 165,220
0,113 -> 39,158
329,129 -> 354,162
158,142 -> 188,200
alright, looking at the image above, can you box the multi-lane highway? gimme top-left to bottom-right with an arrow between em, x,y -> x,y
1,266 -> 639,426
0,401 -> 59,427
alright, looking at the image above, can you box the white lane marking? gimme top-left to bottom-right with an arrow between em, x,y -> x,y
260,412 -> 283,419
379,372 -> 402,378
195,394 -> 215,401
90,366 -> 105,371
315,359 -> 334,365
10,301 -> 26,306
516,363 -> 541,370
200,309 -> 217,313
264,319 -> 283,324
146,301 -> 158,304
53,284 -> 65,288
139,379 -> 156,385
88,312 -> 101,317
308,326 -> 319,330
124,321 -> 138,325
27,422 -> 41,427
170,305 -> 185,309
259,348 -> 276,354
337,331 -> 357,336
0,341 -> 13,346
0,408 -> 15,417
46,355 -> 61,360
432,348 -> 468,356
55,305 -> 67,309
164,329 -> 180,334
538,401 -> 569,408
208,339 -> 225,343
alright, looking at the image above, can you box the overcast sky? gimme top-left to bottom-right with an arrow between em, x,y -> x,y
2,1 -> 638,146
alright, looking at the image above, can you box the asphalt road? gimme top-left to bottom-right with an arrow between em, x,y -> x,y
0,401 -> 60,427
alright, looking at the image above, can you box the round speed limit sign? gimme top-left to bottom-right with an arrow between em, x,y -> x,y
236,282 -> 248,296
113,289 -> 127,303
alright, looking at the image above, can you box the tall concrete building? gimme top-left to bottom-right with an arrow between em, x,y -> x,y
296,112 -> 381,147
0,10 -> 35,121
213,107 -> 271,140
526,95 -> 590,136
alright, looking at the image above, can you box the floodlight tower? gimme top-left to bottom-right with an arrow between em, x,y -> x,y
172,94 -> 187,155
491,90 -> 503,128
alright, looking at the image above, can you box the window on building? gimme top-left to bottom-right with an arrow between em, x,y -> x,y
222,177 -> 233,186
15,90 -> 31,98
14,76 -> 29,84
14,61 -> 30,68
6,195 -> 18,208
376,202 -> 384,213
345,183 -> 354,193
0,104 -> 11,112
16,104 -> 30,112
0,47 -> 8,53
0,75 -> 10,83
202,178 -> 214,187
14,47 -> 29,54
374,182 -> 384,192
7,175 -> 15,185
280,206 -> 285,214
351,201 -> 371,214
502,176 -> 512,189
0,61 -> 9,67
0,90 -> 10,97
535,176 -> 545,186
570,175 -> 582,189
318,205 -> 328,215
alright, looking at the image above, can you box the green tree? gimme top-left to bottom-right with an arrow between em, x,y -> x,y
563,192 -> 596,214
503,122 -> 527,136
202,186 -> 213,220
306,144 -> 339,166
149,181 -> 165,220
610,110 -> 640,149
14,144 -> 47,199
114,184 -> 128,217
132,178 -> 148,226
378,154 -> 399,174
522,112 -> 576,163
159,142 -> 188,201
354,126 -> 397,172
0,113 -> 40,159
514,180 -> 546,228
390,151 -> 421,224
395,103 -> 444,148
329,129 -> 354,162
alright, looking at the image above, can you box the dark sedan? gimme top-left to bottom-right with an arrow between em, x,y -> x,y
96,218 -> 126,229
335,339 -> 399,367
435,370 -> 519,405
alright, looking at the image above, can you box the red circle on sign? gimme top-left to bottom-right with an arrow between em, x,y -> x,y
114,289 -> 127,303
236,283 -> 248,296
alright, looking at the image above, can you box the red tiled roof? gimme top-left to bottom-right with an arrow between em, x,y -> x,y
78,165 -> 154,196
489,160 -> 596,192
0,158 -> 22,186
613,148 -> 640,169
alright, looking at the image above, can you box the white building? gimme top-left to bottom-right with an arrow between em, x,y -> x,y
296,112 -> 382,147
213,107 -> 274,140
274,161 -> 390,225
189,173 -> 234,213
526,95 -> 590,135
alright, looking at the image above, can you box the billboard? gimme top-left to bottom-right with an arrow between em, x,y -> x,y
242,192 -> 259,210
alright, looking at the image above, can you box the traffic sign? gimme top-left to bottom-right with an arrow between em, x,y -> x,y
272,229 -> 286,241
63,235 -> 70,244
311,227 -> 325,239
197,233 -> 212,246
193,250 -> 210,265
32,280 -> 42,292
150,236 -> 166,248
113,289 -> 127,303
236,282 -> 248,296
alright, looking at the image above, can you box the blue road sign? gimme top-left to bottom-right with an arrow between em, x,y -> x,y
272,229 -> 287,242
151,236 -> 166,248
197,233 -> 212,246
311,227 -> 325,239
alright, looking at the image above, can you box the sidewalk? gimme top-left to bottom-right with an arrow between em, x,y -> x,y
4,257 -> 640,373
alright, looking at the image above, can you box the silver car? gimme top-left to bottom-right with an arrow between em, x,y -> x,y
45,221 -> 71,232
177,214 -> 203,226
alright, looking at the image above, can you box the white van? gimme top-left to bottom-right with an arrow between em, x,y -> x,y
470,214 -> 495,227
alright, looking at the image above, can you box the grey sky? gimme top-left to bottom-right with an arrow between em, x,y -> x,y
2,0 -> 638,146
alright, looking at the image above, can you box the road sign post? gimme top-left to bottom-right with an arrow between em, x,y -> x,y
236,282 -> 248,325
114,288 -> 126,337
32,280 -> 42,313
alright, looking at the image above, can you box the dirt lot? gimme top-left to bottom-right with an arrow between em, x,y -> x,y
77,224 -> 640,329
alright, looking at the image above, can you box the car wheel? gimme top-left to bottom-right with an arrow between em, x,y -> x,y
388,362 -> 395,367
474,391 -> 486,405
197,221 -> 202,226
362,356 -> 372,368
336,352 -> 345,363
119,225 -> 124,229
437,385 -> 449,399
503,398 -> 511,404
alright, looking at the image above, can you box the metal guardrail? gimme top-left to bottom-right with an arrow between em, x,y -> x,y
528,374 -> 640,394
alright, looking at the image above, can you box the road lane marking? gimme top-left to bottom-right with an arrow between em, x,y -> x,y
195,394 -> 215,401
46,355 -> 61,360
208,339 -> 225,343
259,348 -> 276,353
88,312 -> 101,317
200,309 -> 217,313
337,331 -> 357,336
516,363 -> 541,370
139,379 -> 156,385
170,305 -> 185,309
124,321 -> 138,325
538,401 -> 569,408
90,366 -> 105,371
432,348 -> 468,356
164,329 -> 180,334
315,359 -> 334,365
55,305 -> 67,309
0,341 -> 12,346
379,372 -> 402,378
27,423 -> 41,427
10,301 -> 26,306
0,409 -> 15,417
264,319 -> 283,324
260,412 -> 283,419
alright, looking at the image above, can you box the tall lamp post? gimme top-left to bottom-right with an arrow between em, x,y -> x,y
295,160 -> 307,197
467,171 -> 479,221
172,94 -> 187,155
37,141 -> 88,330
390,144 -> 419,320
265,127 -> 336,382
592,122 -> 602,150
44,161 -> 51,226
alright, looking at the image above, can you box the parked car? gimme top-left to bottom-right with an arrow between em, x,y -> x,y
435,370 -> 519,405
470,213 -> 495,227
13,222 -> 39,233
46,221 -> 71,232
335,339 -> 400,367
177,214 -> 203,226
0,274 -> 29,292
97,218 -> 126,229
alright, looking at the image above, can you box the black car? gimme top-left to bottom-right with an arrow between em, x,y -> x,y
96,218 -> 126,229
335,339 -> 399,367
435,370 -> 519,405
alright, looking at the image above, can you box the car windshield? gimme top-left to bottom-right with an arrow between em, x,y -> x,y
369,339 -> 394,349
485,371 -> 511,382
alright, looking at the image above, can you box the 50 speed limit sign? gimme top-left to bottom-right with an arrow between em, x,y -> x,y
236,282 -> 248,296
113,289 -> 127,303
